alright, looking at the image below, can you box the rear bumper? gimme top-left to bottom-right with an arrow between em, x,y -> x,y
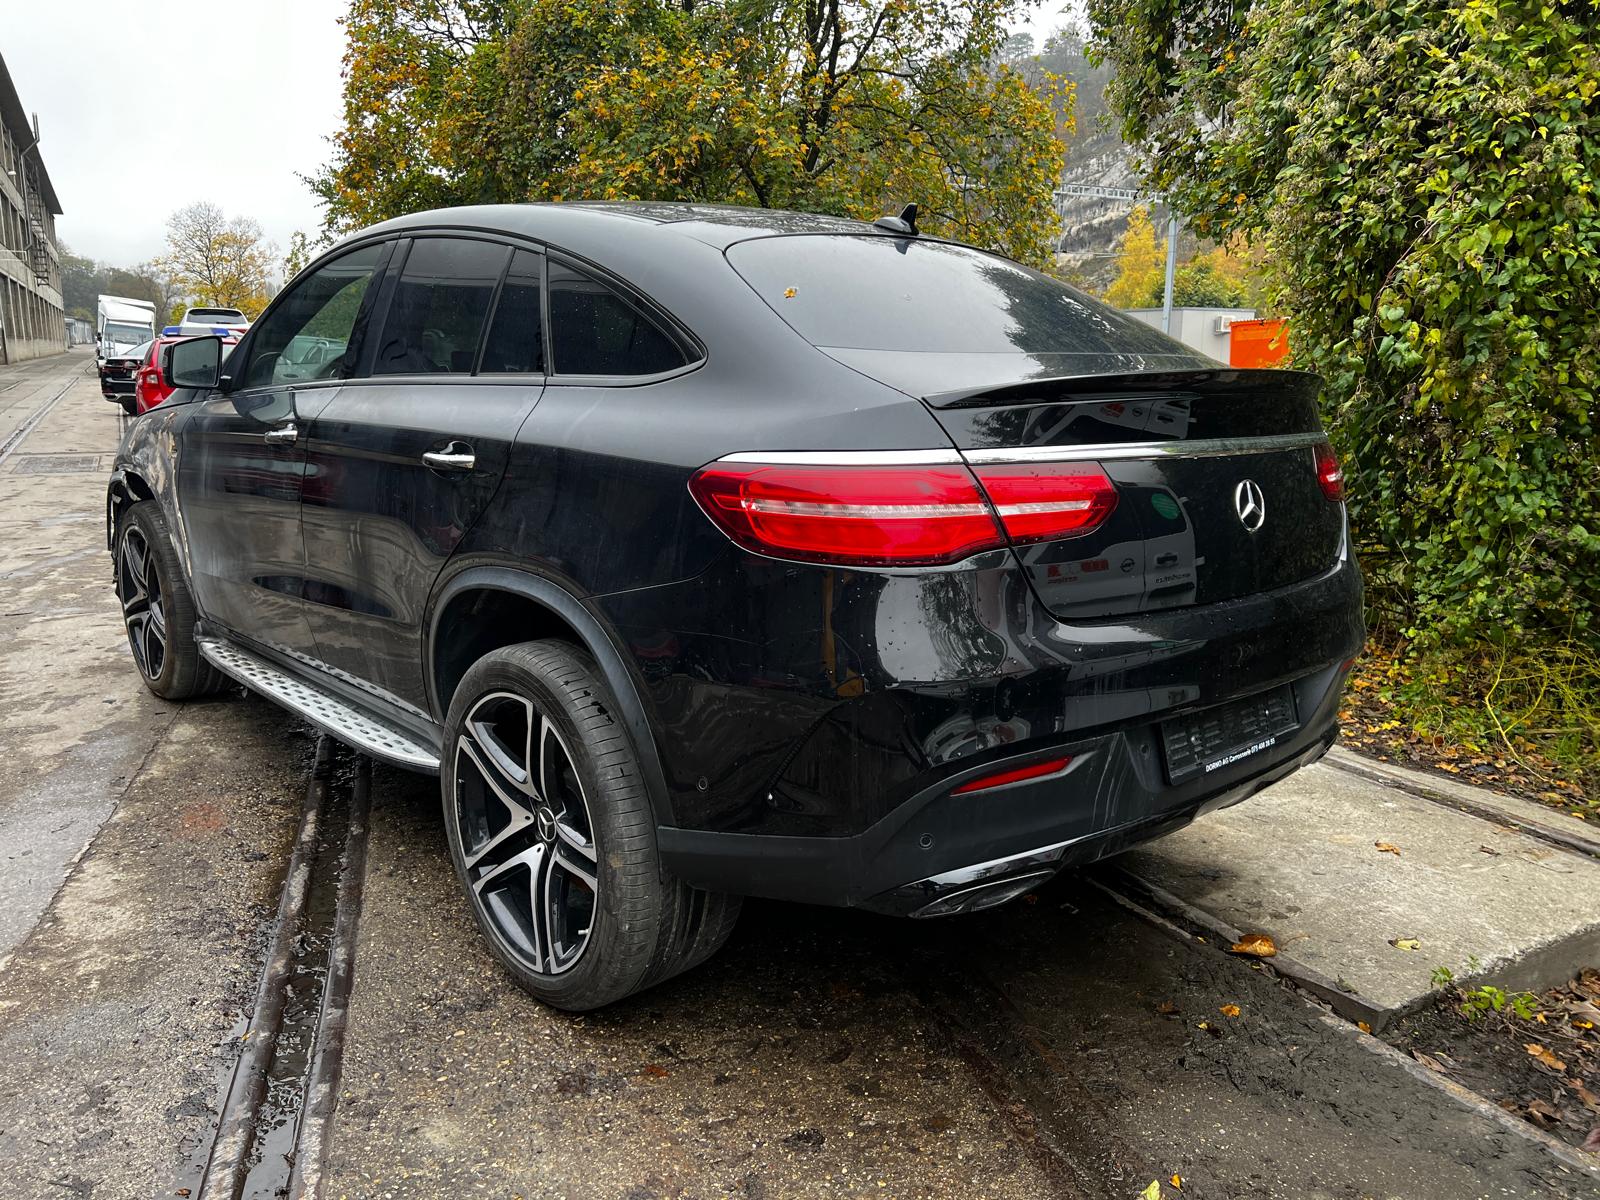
659,658 -> 1349,914
100,378 -> 134,399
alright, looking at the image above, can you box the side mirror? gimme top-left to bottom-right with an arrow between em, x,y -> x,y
166,336 -> 223,390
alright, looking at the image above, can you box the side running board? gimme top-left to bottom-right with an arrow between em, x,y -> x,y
198,638 -> 441,773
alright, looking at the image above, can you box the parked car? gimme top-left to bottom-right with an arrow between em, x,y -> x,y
107,203 -> 1362,1011
135,333 -> 240,414
99,338 -> 154,414
177,306 -> 250,332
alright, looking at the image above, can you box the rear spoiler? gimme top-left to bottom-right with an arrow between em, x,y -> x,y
922,367 -> 1323,409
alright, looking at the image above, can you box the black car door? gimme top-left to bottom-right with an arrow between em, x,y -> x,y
298,237 -> 546,710
177,242 -> 389,657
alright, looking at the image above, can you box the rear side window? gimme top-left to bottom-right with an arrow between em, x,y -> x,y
479,249 -> 544,374
374,238 -> 509,376
549,261 -> 686,376
726,235 -> 1185,355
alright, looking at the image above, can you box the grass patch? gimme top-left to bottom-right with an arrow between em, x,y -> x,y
1340,633 -> 1598,814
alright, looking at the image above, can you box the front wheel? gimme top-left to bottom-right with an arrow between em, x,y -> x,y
442,640 -> 740,1011
114,501 -> 225,699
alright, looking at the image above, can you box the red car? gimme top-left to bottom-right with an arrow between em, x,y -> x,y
134,334 -> 239,413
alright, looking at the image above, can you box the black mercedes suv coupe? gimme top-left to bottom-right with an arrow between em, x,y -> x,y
108,203 -> 1363,1010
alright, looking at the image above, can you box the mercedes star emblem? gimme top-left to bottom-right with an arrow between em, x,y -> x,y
1234,479 -> 1266,532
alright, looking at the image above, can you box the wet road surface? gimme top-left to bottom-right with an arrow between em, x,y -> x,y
0,350 -> 1593,1199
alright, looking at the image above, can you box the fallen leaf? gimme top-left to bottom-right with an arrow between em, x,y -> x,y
641,1063 -> 671,1079
1526,1098 -> 1560,1127
1156,1000 -> 1180,1016
1230,933 -> 1277,958
1357,1021 -> 1372,1034
1585,1125 -> 1600,1153
1171,1174 -> 1183,1189
1575,1083 -> 1600,1112
782,287 -> 797,298
1374,841 -> 1402,856
1220,1004 -> 1242,1018
1524,1043 -> 1568,1072
1138,1182 -> 1161,1200
1412,1050 -> 1448,1073
1390,937 -> 1422,951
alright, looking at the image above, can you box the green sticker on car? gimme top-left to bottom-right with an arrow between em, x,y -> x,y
1151,493 -> 1181,520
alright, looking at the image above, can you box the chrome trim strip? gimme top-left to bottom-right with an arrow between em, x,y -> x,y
717,448 -> 964,466
962,432 -> 1329,465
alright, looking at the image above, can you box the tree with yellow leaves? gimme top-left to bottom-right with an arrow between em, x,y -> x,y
312,0 -> 1070,266
155,202 -> 276,318
1102,205 -> 1164,308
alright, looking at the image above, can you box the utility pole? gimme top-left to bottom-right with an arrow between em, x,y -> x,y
1053,185 -> 1179,328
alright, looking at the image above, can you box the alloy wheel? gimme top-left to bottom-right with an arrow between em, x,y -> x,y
117,525 -> 167,682
453,691 -> 600,976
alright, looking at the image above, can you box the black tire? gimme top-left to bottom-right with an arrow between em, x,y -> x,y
442,640 -> 740,1011
114,501 -> 226,700
119,398 -> 136,416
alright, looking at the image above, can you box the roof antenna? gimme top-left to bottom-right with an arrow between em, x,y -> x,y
873,203 -> 918,236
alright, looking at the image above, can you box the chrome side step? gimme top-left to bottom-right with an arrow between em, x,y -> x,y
199,638 -> 440,773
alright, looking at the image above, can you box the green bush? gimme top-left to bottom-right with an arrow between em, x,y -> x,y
1088,0 -> 1600,653
1088,0 -> 1600,781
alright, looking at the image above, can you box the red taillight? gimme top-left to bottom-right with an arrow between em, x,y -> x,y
1314,442 -> 1345,502
969,463 -> 1118,544
688,463 -> 1005,566
689,459 -> 1120,567
952,756 -> 1072,795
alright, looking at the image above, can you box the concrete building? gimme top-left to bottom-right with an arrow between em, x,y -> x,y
1124,306 -> 1257,364
0,54 -> 65,364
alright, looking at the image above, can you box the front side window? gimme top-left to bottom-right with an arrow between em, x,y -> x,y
479,249 -> 544,374
240,243 -> 384,389
549,261 -> 686,376
373,238 -> 508,376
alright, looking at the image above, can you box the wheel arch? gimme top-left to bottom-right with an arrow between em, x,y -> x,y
427,566 -> 676,828
106,468 -> 157,549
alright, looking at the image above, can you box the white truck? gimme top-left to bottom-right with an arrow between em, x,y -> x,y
96,295 -> 157,363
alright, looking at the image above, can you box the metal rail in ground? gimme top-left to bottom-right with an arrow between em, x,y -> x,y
189,739 -> 374,1200
0,370 -> 79,467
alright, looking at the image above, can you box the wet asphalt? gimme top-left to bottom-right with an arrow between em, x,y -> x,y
0,351 -> 1594,1199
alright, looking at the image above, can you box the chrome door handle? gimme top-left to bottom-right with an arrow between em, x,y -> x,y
422,442 -> 475,472
263,424 -> 298,445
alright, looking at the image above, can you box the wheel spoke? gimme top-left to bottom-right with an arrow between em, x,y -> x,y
126,612 -> 149,673
551,843 -> 598,893
457,734 -> 537,868
539,718 -> 596,859
473,842 -> 548,973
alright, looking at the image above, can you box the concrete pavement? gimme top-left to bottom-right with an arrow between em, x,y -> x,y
0,348 -> 1594,1198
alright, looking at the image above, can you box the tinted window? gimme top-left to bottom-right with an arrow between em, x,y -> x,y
241,243 -> 383,388
479,249 -> 544,374
726,235 -> 1188,355
549,261 -> 685,376
373,238 -> 508,376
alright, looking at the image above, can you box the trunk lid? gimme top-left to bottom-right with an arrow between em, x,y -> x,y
923,368 -> 1344,621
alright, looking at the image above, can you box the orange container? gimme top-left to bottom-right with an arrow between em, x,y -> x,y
1229,318 -> 1289,368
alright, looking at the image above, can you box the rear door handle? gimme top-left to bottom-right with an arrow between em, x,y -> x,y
263,423 -> 298,445
422,441 -> 476,472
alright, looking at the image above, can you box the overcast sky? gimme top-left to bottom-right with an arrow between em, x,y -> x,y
7,1 -> 1071,272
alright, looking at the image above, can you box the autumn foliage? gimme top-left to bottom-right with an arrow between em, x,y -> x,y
313,0 -> 1069,265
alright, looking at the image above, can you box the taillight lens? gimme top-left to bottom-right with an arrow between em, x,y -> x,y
690,459 -> 1121,567
969,463 -> 1119,544
688,464 -> 1005,566
1313,442 -> 1344,502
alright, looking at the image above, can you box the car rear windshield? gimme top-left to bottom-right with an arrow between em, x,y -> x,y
726,235 -> 1185,356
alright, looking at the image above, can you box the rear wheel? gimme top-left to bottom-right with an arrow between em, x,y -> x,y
442,640 -> 740,1011
114,502 -> 225,699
